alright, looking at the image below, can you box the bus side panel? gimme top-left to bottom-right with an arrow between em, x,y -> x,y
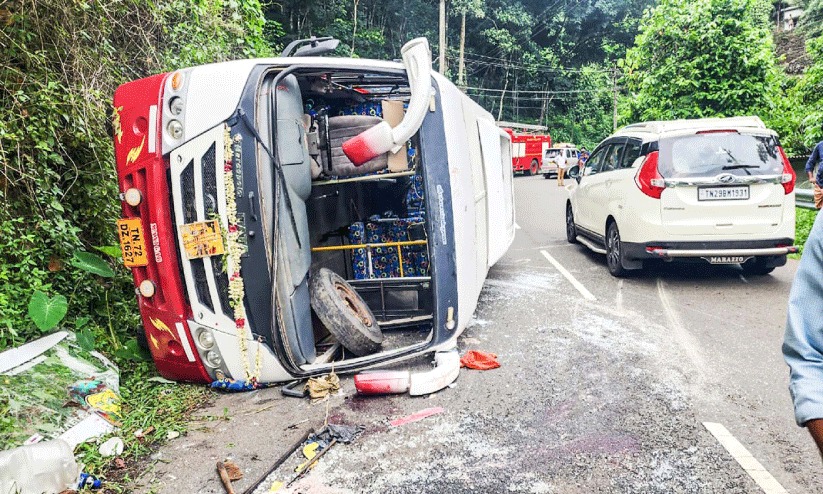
434,77 -> 482,332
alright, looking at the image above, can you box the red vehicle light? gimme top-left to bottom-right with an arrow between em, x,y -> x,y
777,146 -> 795,195
634,151 -> 665,199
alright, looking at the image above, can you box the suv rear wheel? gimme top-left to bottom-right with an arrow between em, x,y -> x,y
606,222 -> 628,277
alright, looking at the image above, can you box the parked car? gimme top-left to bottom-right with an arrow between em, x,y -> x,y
540,144 -> 578,178
564,116 -> 797,277
111,37 -> 515,393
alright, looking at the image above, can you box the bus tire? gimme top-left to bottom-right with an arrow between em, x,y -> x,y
310,268 -> 383,356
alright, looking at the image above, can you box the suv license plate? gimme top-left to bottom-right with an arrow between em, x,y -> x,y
704,256 -> 752,264
698,186 -> 749,201
180,220 -> 225,260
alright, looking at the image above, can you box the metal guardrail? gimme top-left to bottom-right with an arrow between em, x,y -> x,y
797,189 -> 816,210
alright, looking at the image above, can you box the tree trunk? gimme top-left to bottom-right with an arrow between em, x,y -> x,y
351,0 -> 359,56
458,12 -> 466,85
439,0 -> 447,74
497,67 -> 509,121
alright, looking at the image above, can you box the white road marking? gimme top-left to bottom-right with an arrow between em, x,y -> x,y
540,250 -> 596,301
702,422 -> 788,494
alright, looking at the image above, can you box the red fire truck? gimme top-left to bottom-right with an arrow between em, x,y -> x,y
500,122 -> 552,175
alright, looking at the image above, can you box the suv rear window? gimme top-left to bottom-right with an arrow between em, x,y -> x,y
658,133 -> 783,178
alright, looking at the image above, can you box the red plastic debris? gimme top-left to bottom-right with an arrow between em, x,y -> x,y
460,350 -> 500,370
354,371 -> 410,395
390,407 -> 445,427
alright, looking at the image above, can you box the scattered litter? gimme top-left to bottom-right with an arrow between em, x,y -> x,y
147,376 -> 176,384
223,460 -> 243,481
166,430 -> 181,440
354,370 -> 410,395
390,407 -> 444,427
98,437 -> 124,457
114,458 -> 126,470
268,481 -> 283,492
305,372 -> 340,401
0,331 -> 121,450
241,430 -> 314,494
460,350 -> 500,370
286,439 -> 338,488
217,460 -> 242,494
77,472 -> 101,489
0,439 -> 80,494
313,424 -> 364,445
133,426 -> 154,441
294,442 -> 320,472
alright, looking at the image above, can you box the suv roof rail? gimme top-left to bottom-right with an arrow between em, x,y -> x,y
618,116 -> 766,135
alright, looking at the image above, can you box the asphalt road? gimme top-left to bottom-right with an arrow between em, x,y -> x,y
136,175 -> 821,493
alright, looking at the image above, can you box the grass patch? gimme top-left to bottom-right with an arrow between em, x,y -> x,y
73,361 -> 211,491
791,207 -> 818,259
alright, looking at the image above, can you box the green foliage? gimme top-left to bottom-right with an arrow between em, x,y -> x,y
794,207 -> 818,256
27,291 -> 68,332
621,0 -> 781,123
71,251 -> 115,278
0,0 -> 273,351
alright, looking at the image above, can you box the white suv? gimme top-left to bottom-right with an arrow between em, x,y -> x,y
565,116 -> 798,277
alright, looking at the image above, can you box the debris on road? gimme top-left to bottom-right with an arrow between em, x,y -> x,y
286,439 -> 338,488
390,407 -> 445,427
354,370 -> 410,395
241,429 -> 314,494
97,437 -> 124,457
216,460 -> 243,494
314,424 -> 364,445
305,372 -> 340,401
77,472 -> 102,489
460,349 -> 500,370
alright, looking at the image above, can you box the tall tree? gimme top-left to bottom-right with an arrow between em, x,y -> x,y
621,0 -> 781,122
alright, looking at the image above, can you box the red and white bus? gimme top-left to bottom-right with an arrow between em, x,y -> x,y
111,37 -> 515,393
500,122 -> 552,175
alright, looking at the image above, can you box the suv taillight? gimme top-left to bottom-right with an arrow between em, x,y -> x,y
634,151 -> 665,199
778,146 -> 795,195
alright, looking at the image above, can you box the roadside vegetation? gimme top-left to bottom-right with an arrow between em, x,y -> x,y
2,0 -> 823,487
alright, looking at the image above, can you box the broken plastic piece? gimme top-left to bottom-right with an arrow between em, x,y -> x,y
390,407 -> 444,427
354,370 -> 410,395
409,349 -> 460,396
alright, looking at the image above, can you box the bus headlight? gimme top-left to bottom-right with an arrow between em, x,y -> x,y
167,120 -> 183,140
197,329 -> 215,350
205,350 -> 222,368
168,96 -> 184,116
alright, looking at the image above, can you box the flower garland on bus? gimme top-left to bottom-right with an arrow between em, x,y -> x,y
222,125 -> 261,385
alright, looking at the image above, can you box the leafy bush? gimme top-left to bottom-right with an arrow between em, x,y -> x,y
620,0 -> 781,123
0,0 -> 273,351
794,207 -> 818,256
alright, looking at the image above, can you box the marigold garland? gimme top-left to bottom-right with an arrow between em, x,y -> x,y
223,125 -> 260,383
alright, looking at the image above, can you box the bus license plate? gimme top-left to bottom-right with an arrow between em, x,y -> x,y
697,186 -> 749,201
116,218 -> 149,268
180,220 -> 225,260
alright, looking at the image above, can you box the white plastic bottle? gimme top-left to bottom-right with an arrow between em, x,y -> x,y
0,439 -> 80,494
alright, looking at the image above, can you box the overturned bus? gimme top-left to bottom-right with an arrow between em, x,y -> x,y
112,38 -> 515,394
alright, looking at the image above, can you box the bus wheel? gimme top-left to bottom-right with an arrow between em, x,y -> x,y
310,268 -> 383,356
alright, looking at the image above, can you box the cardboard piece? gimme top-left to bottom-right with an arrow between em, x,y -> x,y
381,100 -> 410,172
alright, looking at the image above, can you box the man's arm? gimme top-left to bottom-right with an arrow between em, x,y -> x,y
784,211 -> 823,452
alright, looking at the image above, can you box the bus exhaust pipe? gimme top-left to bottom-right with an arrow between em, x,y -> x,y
341,38 -> 433,166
